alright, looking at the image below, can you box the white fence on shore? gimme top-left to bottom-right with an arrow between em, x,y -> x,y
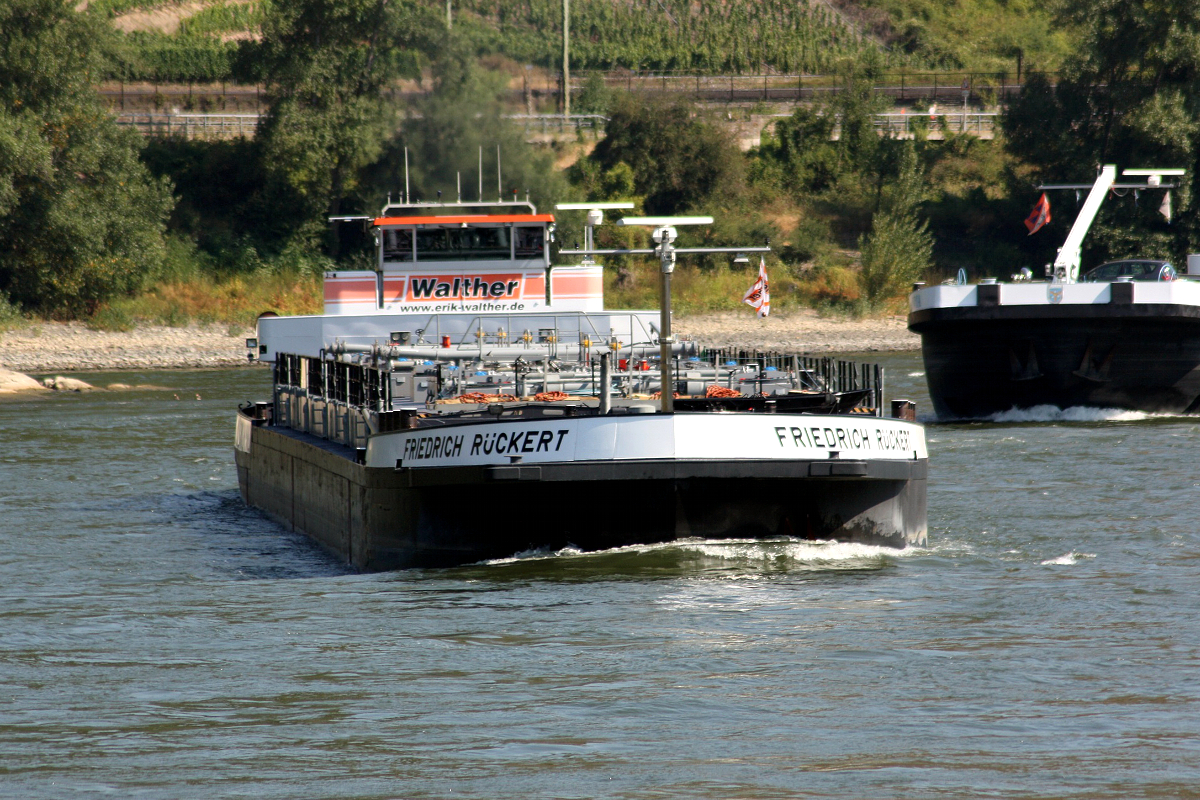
116,113 -> 260,139
871,111 -> 998,139
115,112 -> 609,140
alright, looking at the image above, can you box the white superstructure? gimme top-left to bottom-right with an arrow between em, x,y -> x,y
258,198 -> 643,362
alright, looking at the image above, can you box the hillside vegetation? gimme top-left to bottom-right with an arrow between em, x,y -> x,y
3,0 -> 1195,331
846,0 -> 1071,73
92,0 -> 1069,83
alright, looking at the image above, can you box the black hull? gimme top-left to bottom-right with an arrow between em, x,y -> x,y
235,419 -> 927,571
909,305 -> 1200,418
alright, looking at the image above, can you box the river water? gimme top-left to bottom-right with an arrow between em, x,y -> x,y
2,353 -> 1199,799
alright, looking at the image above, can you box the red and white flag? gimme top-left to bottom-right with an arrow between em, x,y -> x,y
1025,192 -> 1051,234
742,257 -> 770,318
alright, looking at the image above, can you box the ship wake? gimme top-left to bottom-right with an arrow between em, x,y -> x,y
480,537 -> 922,576
951,404 -> 1180,423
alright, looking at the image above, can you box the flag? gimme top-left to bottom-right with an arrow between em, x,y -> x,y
1025,192 -> 1051,234
742,257 -> 770,318
1160,191 -> 1173,223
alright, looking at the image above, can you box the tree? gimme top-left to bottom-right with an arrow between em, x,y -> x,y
750,50 -> 894,235
585,93 -> 746,215
574,73 -> 613,115
757,107 -> 839,196
0,0 -> 173,316
859,142 -> 933,309
253,0 -> 430,256
825,52 -> 891,178
372,37 -> 567,213
1003,0 -> 1200,265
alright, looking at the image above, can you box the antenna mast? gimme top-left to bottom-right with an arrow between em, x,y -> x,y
562,215 -> 770,413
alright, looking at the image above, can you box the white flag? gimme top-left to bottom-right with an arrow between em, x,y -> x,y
1160,191 -> 1172,223
742,257 -> 770,318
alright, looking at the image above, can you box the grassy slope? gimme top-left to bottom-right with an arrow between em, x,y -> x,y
849,0 -> 1072,73
102,0 -> 1072,74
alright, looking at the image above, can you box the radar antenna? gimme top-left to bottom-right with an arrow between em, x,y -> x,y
561,214 -> 770,412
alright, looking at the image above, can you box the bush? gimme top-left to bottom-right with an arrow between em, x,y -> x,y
88,303 -> 135,332
574,73 -> 613,115
797,265 -> 864,315
0,292 -> 25,331
780,216 -> 834,264
154,235 -> 211,284
858,210 -> 933,310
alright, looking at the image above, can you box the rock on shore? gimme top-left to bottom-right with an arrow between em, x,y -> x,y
41,375 -> 98,392
0,367 -> 49,394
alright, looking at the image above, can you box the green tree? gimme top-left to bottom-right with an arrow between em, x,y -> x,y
373,38 -> 567,212
0,0 -> 173,316
826,52 -> 890,178
859,142 -> 933,308
756,107 -> 839,196
750,50 -> 910,262
253,0 -> 430,256
752,51 -> 891,205
568,159 -> 638,204
1003,0 -> 1200,265
584,93 -> 746,214
574,72 -> 613,115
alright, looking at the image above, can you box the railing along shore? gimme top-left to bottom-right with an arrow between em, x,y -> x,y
115,110 -> 998,142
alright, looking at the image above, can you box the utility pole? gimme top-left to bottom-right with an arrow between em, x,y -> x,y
562,0 -> 570,117
961,78 -> 969,134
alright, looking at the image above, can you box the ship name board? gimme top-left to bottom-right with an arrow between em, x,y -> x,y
774,424 -> 911,452
402,428 -> 570,462
407,274 -> 522,301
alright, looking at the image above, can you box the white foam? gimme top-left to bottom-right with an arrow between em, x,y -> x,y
907,371 -> 925,377
1040,550 -> 1097,566
679,538 -> 908,564
483,544 -> 585,565
986,405 -> 1163,423
482,537 -> 922,569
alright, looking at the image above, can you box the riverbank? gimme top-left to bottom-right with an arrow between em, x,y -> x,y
673,310 -> 918,354
0,311 -> 918,373
0,322 -> 257,373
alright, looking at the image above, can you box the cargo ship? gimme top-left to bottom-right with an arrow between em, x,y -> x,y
908,165 -> 1200,418
235,196 -> 928,570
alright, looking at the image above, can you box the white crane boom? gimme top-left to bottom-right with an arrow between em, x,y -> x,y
1053,164 -> 1116,283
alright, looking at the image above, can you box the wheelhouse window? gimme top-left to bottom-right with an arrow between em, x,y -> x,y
415,226 -> 511,261
382,229 -> 413,261
514,226 -> 545,258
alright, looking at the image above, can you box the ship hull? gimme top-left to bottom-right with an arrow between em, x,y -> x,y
910,304 -> 1200,418
235,411 -> 927,571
